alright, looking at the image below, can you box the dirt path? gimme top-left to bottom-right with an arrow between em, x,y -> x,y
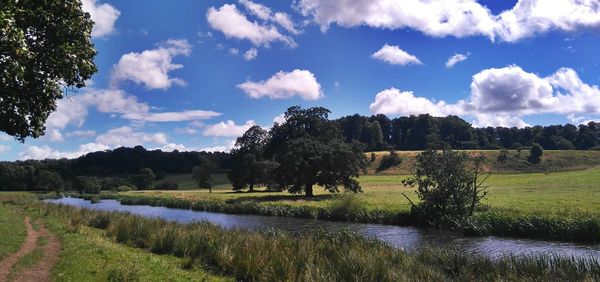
0,217 -> 41,281
11,222 -> 61,282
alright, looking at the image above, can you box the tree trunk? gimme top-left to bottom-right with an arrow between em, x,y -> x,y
305,184 -> 314,197
249,183 -> 254,192
209,187 -> 212,193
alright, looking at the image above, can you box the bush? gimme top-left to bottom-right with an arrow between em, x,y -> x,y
113,185 -> 133,192
376,150 -> 402,172
528,143 -> 544,164
153,181 -> 179,190
497,149 -> 509,163
328,194 -> 368,220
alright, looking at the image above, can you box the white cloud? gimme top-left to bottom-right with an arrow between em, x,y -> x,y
229,48 -> 240,55
239,0 -> 301,35
175,127 -> 198,135
19,143 -> 109,160
0,145 -> 10,153
199,139 -> 237,153
203,120 -> 256,137
370,65 -> 600,127
45,88 -> 220,139
0,134 -> 11,142
273,113 -> 286,124
65,130 -> 97,138
111,39 -> 191,90
237,69 -> 323,100
122,110 -> 222,122
371,44 -> 422,66
96,126 -> 168,147
82,0 -> 120,38
297,0 -> 600,42
243,48 -> 258,61
369,88 -> 465,117
445,53 -> 469,68
207,4 -> 296,47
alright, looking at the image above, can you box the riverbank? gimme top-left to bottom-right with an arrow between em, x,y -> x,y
65,191 -> 600,244
5,194 -> 600,281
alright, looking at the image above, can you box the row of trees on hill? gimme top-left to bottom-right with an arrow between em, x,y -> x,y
336,114 -> 600,151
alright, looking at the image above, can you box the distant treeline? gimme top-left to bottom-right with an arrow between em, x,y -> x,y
335,114 -> 600,151
0,146 -> 230,191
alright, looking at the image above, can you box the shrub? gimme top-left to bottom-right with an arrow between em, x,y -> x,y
402,148 -> 489,226
376,150 -> 402,172
153,181 -> 179,190
528,143 -> 544,164
497,149 -> 509,163
113,186 -> 133,192
328,194 -> 368,220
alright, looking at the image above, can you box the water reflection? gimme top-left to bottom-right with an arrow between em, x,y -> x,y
45,197 -> 600,260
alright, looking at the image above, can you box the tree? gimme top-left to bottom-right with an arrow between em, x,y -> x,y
73,176 -> 101,194
228,126 -> 272,192
36,170 -> 64,194
193,157 -> 216,193
528,143 -> 544,164
266,106 -> 367,197
402,148 -> 490,225
134,168 -> 155,190
1,0 -> 97,141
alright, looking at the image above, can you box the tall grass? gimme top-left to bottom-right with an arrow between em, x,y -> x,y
66,192 -> 600,243
27,201 -> 600,281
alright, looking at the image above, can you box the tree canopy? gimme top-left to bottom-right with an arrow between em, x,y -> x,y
266,106 -> 366,197
1,0 -> 97,141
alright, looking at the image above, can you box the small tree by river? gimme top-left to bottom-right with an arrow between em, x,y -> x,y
402,148 -> 490,226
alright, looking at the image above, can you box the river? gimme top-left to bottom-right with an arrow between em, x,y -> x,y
45,197 -> 600,260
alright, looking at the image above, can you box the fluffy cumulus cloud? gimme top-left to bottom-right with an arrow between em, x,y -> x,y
81,0 -> 120,38
111,39 -> 192,90
203,120 -> 256,137
237,69 -> 323,100
238,0 -> 301,35
371,44 -> 422,66
297,0 -> 600,42
370,65 -> 600,127
207,4 -> 296,47
445,53 -> 469,68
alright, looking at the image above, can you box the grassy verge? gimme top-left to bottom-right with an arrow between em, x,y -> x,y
0,197 -> 27,260
33,200 -> 600,281
0,194 -> 230,282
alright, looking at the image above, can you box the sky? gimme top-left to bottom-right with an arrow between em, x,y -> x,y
2,0 -> 600,161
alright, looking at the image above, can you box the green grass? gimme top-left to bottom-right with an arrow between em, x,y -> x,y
36,202 -> 600,281
0,199 -> 27,260
153,173 -> 230,190
0,194 -> 231,282
125,167 -> 600,216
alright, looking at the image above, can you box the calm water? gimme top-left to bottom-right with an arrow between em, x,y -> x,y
46,197 -> 600,260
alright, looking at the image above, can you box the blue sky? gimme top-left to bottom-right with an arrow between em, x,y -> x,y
2,0 -> 600,160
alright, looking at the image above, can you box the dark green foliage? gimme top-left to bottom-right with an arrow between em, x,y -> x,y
193,157 -> 216,192
36,170 -> 64,194
133,168 -> 155,190
376,150 -> 403,172
370,152 -> 376,163
153,181 -> 179,190
403,149 -> 489,226
228,126 -> 273,192
0,0 -> 97,141
267,106 -> 367,197
528,143 -> 544,164
73,176 -> 101,194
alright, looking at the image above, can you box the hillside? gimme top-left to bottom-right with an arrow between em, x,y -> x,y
366,150 -> 600,175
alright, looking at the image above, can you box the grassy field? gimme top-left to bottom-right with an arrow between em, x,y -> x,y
366,149 -> 600,174
128,166 -> 600,216
3,195 -> 598,281
0,193 -> 230,282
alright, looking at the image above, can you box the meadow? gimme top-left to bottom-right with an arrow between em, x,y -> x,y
1,194 -> 599,281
